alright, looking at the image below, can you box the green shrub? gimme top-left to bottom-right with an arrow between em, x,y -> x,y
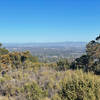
57,59 -> 70,71
22,82 -> 47,100
52,94 -> 61,100
59,70 -> 100,100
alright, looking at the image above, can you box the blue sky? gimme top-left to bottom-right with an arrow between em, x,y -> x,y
0,0 -> 100,43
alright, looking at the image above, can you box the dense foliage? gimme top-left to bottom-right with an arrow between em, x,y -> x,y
59,70 -> 100,100
57,59 -> 70,71
71,35 -> 100,74
0,43 -> 9,55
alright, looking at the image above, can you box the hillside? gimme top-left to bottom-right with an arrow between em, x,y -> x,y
0,37 -> 100,100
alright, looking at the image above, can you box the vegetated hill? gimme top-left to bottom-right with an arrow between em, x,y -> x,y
4,42 -> 86,62
0,36 -> 100,100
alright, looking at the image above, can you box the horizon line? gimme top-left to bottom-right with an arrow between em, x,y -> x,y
2,41 -> 87,44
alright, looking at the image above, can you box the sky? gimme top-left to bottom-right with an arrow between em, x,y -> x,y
0,0 -> 100,43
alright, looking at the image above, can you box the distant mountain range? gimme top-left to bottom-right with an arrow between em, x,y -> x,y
3,41 -> 87,48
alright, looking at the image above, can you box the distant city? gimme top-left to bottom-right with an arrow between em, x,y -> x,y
4,42 -> 86,62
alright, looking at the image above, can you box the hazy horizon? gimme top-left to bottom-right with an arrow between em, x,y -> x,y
2,41 -> 87,44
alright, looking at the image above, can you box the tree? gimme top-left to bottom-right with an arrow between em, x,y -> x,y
70,55 -> 89,71
0,43 -> 2,48
71,34 -> 100,74
96,34 -> 100,41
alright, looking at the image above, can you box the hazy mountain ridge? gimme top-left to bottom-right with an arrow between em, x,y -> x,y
3,41 -> 87,48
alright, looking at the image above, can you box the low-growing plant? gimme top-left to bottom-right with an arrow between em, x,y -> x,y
22,82 -> 47,100
59,70 -> 100,100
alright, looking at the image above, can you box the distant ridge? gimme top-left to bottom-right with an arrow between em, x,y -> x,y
3,41 -> 87,48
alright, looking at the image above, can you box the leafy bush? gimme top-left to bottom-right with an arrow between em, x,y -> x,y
57,59 -> 70,71
0,48 -> 9,55
59,70 -> 100,100
0,43 -> 9,55
52,94 -> 61,100
22,82 -> 47,100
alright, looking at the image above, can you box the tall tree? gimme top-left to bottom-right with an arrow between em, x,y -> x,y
0,43 -> 2,48
96,35 -> 100,41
